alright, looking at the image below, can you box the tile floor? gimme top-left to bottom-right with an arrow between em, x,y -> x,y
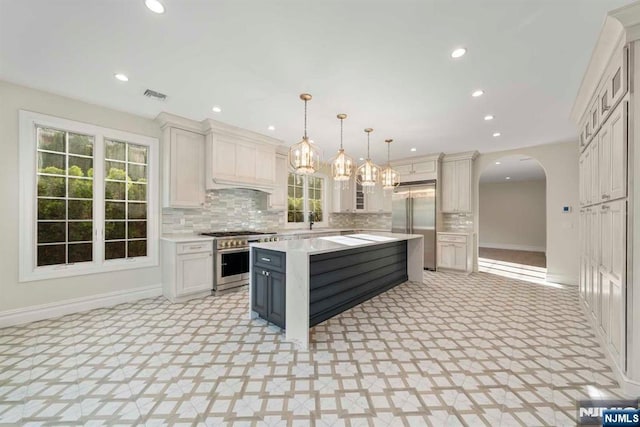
0,271 -> 625,426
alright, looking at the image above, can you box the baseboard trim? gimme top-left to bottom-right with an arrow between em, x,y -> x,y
0,284 -> 163,328
579,298 -> 640,397
479,243 -> 546,253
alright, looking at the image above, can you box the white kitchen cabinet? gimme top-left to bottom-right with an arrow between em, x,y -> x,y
392,154 -> 441,183
159,124 -> 206,209
162,239 -> 213,303
203,119 -> 279,192
590,139 -> 599,206
599,101 -> 627,203
441,158 -> 472,213
269,153 -> 288,210
366,183 -> 392,213
598,199 -> 626,361
436,233 -> 472,272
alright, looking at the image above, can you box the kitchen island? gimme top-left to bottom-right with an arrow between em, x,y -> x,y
249,233 -> 424,349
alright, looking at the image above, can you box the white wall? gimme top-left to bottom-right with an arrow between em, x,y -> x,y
479,180 -> 546,252
473,141 -> 579,285
0,80 -> 162,321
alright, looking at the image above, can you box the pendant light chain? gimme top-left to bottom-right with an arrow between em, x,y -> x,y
367,131 -> 371,158
340,117 -> 344,149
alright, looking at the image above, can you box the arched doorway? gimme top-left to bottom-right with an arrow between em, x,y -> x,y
478,154 -> 548,284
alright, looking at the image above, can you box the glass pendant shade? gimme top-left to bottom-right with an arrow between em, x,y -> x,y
331,114 -> 354,183
356,128 -> 380,189
289,93 -> 321,174
289,137 -> 320,175
332,148 -> 354,181
381,139 -> 400,189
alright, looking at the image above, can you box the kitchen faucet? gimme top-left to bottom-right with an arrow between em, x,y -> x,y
309,211 -> 315,230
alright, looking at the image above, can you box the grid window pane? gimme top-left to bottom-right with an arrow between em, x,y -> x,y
68,222 -> 93,242
37,128 -> 65,153
38,175 -> 66,198
68,243 -> 92,263
105,140 -> 126,161
68,200 -> 92,220
38,199 -> 66,220
36,127 -> 94,267
287,173 -> 304,223
68,133 -> 93,156
38,222 -> 66,244
37,245 -> 66,266
104,140 -> 148,260
105,241 -> 126,260
105,201 -> 126,219
128,240 -> 147,258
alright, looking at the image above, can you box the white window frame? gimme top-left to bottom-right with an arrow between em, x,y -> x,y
285,172 -> 328,229
19,110 -> 159,282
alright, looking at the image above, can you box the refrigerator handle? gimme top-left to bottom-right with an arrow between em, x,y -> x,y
405,198 -> 410,234
408,197 -> 413,233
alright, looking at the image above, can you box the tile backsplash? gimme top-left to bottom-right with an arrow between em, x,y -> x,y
441,212 -> 474,232
163,189 -> 392,234
162,189 -> 285,233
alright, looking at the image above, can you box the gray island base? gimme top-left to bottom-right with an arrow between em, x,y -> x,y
249,233 -> 424,349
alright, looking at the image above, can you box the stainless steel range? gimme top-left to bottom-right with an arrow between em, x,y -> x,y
200,231 -> 278,292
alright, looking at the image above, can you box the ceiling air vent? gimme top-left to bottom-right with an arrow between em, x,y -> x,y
143,89 -> 167,101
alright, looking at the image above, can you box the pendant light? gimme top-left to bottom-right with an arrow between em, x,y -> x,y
356,128 -> 380,192
381,139 -> 400,190
331,113 -> 354,189
289,93 -> 321,174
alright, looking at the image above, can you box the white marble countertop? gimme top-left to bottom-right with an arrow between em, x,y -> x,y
251,232 -> 422,255
160,234 -> 215,242
274,228 -> 389,236
437,231 -> 474,236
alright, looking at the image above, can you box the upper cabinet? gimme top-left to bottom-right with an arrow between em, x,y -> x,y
391,154 -> 442,183
204,119 -> 280,192
441,153 -> 476,213
157,114 -> 206,209
269,153 -> 288,210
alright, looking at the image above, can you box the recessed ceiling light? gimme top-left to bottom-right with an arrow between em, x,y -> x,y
212,106 -> 222,113
410,148 -> 417,152
493,132 -> 501,137
472,90 -> 484,97
114,73 -> 128,82
495,161 -> 501,165
451,48 -> 467,59
505,176 -> 511,180
144,0 -> 165,14
268,125 -> 275,131
484,115 -> 494,121
359,157 -> 364,161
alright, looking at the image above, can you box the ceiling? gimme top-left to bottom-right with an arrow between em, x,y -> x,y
480,154 -> 546,183
0,0 -> 631,163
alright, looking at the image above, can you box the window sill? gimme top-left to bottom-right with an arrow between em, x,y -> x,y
19,256 -> 159,283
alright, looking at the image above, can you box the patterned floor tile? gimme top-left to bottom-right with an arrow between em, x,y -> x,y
0,271 -> 628,425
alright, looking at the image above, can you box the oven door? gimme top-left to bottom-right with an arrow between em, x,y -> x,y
217,248 -> 249,285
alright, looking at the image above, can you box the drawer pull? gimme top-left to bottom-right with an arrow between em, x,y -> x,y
261,257 -> 271,262
189,245 -> 203,250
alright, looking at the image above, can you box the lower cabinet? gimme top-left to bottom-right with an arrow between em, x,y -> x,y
251,249 -> 286,328
579,200 -> 626,369
162,239 -> 214,302
436,233 -> 472,272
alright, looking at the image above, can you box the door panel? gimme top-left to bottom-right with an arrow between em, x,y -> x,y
268,271 -> 286,328
410,185 -> 436,270
391,190 -> 409,233
252,270 -> 268,318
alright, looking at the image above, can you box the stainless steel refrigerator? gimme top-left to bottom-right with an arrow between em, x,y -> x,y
392,181 -> 436,270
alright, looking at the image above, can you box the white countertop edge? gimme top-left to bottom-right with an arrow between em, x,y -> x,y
250,232 -> 423,255
161,234 -> 215,242
437,231 -> 475,236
